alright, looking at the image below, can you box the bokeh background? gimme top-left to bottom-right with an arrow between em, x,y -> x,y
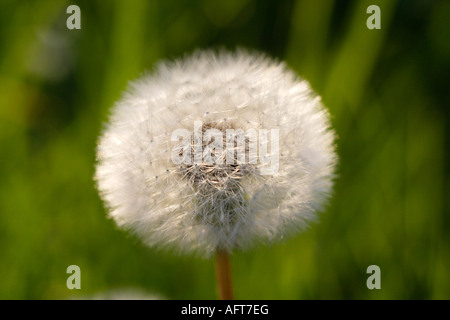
0,0 -> 448,299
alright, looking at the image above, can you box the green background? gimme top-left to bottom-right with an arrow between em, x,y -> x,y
0,0 -> 448,299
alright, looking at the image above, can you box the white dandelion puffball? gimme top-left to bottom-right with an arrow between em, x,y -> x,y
95,49 -> 337,257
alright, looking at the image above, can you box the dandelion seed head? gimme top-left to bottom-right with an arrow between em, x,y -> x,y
95,49 -> 337,257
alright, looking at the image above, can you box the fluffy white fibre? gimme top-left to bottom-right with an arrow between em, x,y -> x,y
95,49 -> 337,257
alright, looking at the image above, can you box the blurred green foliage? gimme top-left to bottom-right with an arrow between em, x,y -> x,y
0,0 -> 448,299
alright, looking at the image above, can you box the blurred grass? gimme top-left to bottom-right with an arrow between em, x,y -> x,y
0,0 -> 448,299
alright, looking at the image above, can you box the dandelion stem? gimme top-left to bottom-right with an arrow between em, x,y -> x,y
215,249 -> 234,300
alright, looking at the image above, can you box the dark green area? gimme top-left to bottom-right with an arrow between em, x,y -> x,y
0,0 -> 448,299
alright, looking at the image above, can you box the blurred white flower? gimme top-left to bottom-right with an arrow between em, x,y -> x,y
74,287 -> 166,300
95,49 -> 337,257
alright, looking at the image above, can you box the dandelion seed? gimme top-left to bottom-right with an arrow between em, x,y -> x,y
95,49 -> 337,299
